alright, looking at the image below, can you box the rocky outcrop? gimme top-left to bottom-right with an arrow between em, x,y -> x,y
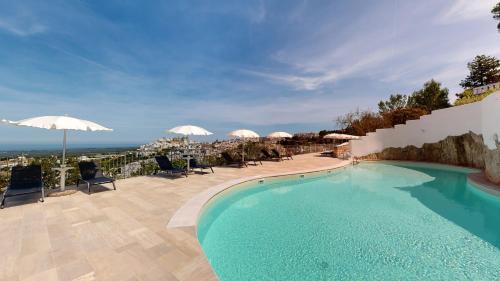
361,132 -> 500,184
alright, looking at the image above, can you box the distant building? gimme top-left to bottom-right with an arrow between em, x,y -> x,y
294,132 -> 318,138
473,82 -> 500,95
473,71 -> 500,95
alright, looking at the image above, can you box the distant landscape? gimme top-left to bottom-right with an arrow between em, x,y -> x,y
0,144 -> 139,158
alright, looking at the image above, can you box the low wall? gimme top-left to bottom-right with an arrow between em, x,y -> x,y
351,91 -> 500,184
360,132 -> 500,184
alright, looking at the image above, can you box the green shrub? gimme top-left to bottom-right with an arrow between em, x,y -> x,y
454,89 -> 495,106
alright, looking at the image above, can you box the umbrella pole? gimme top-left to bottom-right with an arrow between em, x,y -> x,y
62,129 -> 67,166
186,136 -> 190,172
56,129 -> 69,192
242,140 -> 245,162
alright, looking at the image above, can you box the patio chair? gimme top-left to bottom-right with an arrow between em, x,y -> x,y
261,149 -> 281,161
272,148 -> 293,160
155,156 -> 188,177
320,150 -> 334,157
221,152 -> 247,167
77,161 -> 116,194
189,158 -> 214,174
1,165 -> 44,209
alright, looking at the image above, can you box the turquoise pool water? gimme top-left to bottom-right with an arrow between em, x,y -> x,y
198,162 -> 500,280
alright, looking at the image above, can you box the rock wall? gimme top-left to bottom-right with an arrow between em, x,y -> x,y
360,132 -> 500,184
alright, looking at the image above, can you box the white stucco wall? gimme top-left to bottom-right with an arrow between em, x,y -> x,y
351,91 -> 500,157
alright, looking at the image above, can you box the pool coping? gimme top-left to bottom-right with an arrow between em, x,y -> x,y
167,159 -> 353,229
467,172 -> 500,197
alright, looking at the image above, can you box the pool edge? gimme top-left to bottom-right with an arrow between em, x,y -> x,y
166,159 -> 352,229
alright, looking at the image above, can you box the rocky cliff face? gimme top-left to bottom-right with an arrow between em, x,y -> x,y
360,132 -> 500,184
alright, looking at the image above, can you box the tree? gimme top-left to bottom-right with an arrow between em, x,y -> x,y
378,94 -> 409,114
459,55 -> 500,88
381,107 -> 427,127
494,2 -> 500,20
409,79 -> 450,112
336,109 -> 387,136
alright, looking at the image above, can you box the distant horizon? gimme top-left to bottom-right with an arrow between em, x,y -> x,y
0,142 -> 140,152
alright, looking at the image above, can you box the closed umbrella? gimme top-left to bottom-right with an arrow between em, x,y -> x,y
167,125 -> 213,172
228,129 -> 260,162
2,115 -> 112,191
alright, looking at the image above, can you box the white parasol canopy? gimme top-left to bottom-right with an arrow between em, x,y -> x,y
267,131 -> 292,139
7,116 -> 112,132
324,133 -> 360,140
2,115 -> 112,191
167,125 -> 213,136
168,125 -> 213,172
228,129 -> 259,162
228,129 -> 260,139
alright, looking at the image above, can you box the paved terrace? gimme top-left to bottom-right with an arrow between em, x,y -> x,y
0,154 -> 344,281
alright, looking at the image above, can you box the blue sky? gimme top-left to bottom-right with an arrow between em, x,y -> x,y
0,0 -> 499,146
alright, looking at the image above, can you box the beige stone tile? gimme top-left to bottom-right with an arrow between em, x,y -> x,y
22,268 -> 58,281
55,258 -> 94,281
0,154 -> 343,281
16,251 -> 54,280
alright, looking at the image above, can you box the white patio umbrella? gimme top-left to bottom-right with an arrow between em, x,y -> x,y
228,129 -> 260,162
168,125 -> 213,136
2,115 -> 112,191
323,133 -> 360,140
267,131 -> 293,139
267,131 -> 292,153
167,125 -> 213,172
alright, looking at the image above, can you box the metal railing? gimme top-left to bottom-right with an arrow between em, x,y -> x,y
0,143 -> 339,190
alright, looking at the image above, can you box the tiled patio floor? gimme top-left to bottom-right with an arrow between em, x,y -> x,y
0,154 -> 343,281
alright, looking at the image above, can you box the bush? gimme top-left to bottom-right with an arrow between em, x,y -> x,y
31,156 -> 59,189
336,109 -> 387,136
336,107 -> 428,136
382,107 -> 428,127
454,89 -> 496,106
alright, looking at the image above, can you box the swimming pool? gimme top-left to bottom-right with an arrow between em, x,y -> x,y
197,162 -> 500,280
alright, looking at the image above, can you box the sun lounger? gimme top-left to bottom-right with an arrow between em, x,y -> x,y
221,152 -> 247,167
261,149 -> 281,161
77,161 -> 116,194
320,150 -> 334,157
1,165 -> 44,209
189,158 -> 214,173
155,156 -> 188,177
272,148 -> 292,160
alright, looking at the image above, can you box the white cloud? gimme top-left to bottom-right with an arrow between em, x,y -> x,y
0,18 -> 46,36
247,45 -> 407,91
438,0 -> 497,24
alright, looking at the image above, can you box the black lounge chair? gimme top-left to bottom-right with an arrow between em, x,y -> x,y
272,148 -> 292,160
221,152 -> 247,167
77,161 -> 116,194
261,149 -> 280,161
1,165 -> 44,209
236,152 -> 262,166
189,158 -> 214,174
320,150 -> 334,157
155,156 -> 188,177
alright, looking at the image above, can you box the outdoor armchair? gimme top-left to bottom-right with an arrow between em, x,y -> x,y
1,165 -> 44,209
155,156 -> 188,177
77,161 -> 116,194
